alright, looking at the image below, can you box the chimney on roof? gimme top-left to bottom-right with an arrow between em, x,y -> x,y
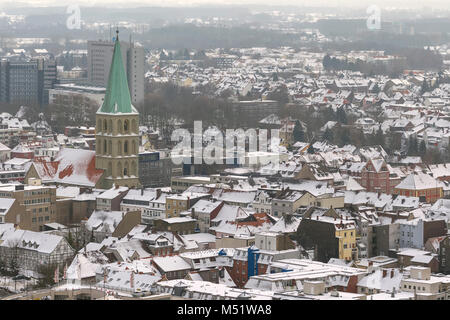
368,261 -> 374,273
382,269 -> 387,278
141,187 -> 144,196
156,188 -> 161,199
391,287 -> 396,298
316,216 -> 319,220
391,269 -> 395,278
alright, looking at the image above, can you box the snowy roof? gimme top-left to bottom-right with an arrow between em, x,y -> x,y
397,248 -> 434,257
79,242 -> 104,253
43,222 -> 67,230
153,256 -> 192,272
56,186 -> 80,198
121,188 -> 160,202
180,249 -> 222,261
346,177 -> 365,191
156,279 -> 273,300
357,268 -> 403,291
11,143 -> 32,153
162,217 -> 196,224
97,186 -> 129,200
0,229 -> 68,254
190,199 -> 222,214
0,223 -> 15,238
428,164 -> 450,179
368,291 -> 414,300
219,268 -> 237,287
269,215 -> 301,233
106,239 -> 152,261
182,233 -> 216,244
344,191 -> 393,208
284,181 -> 334,197
212,190 -> 256,205
410,255 -> 435,264
85,211 -> 125,233
327,258 -> 354,267
99,270 -> 160,293
211,204 -> 250,222
395,173 -> 439,190
66,251 -> 109,280
0,142 -> 11,152
31,148 -> 104,187
3,157 -> 32,166
0,198 -> 16,216
99,259 -> 160,276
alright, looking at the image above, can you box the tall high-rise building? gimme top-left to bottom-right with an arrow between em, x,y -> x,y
0,58 -> 56,106
126,43 -> 145,107
0,60 -> 39,105
88,38 -> 144,105
37,58 -> 57,105
0,60 -> 9,103
95,31 -> 140,189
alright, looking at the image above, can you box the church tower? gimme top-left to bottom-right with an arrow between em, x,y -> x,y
95,30 -> 140,188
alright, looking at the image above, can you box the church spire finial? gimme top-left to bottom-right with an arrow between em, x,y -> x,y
116,28 -> 119,41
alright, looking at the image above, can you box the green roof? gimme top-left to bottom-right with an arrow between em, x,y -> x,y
98,36 -> 135,114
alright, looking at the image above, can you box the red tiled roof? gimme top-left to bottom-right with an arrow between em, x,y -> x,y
31,148 -> 103,187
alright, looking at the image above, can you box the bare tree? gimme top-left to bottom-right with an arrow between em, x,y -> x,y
3,239 -> 21,277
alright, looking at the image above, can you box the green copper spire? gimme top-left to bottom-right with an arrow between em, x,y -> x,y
98,29 -> 135,114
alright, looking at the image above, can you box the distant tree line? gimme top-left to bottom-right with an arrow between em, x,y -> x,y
322,48 -> 443,75
322,54 -> 406,77
159,49 -> 207,60
143,24 -> 300,49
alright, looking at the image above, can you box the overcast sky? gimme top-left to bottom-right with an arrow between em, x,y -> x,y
1,0 -> 449,10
